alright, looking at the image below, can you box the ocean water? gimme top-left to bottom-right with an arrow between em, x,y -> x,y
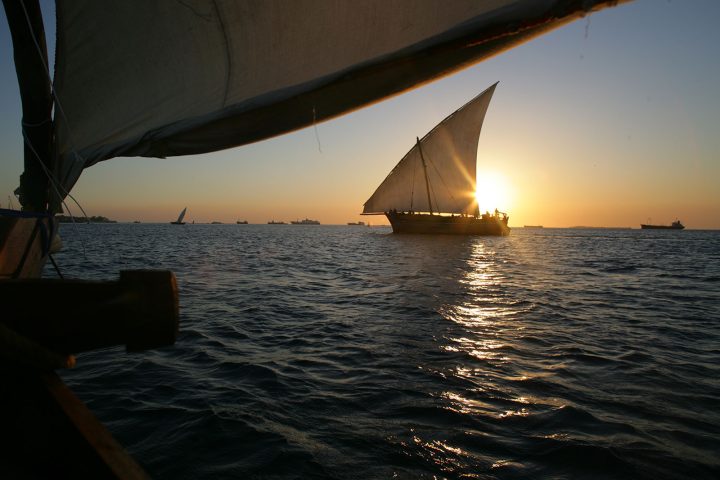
49,224 -> 720,479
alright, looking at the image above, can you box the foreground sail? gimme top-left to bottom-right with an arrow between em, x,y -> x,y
45,1 -> 629,210
363,83 -> 509,235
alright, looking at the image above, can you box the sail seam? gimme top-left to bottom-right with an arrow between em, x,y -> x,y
211,0 -> 232,107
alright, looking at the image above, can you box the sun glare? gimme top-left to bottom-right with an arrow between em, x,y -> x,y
475,171 -> 512,213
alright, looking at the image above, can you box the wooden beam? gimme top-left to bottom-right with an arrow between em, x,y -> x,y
1,270 -> 179,355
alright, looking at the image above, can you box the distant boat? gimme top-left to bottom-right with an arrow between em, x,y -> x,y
641,220 -> 685,230
362,84 -> 509,236
236,220 -> 248,224
347,221 -> 366,226
291,218 -> 320,225
268,220 -> 286,225
170,207 -> 187,225
524,225 -> 543,228
133,221 -> 141,224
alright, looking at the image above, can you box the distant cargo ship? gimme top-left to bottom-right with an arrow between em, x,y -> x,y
347,221 -> 366,226
268,220 -> 286,224
291,218 -> 320,225
523,225 -> 543,228
641,220 -> 684,230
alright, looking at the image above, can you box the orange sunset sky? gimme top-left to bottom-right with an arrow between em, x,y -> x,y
1,0 -> 719,228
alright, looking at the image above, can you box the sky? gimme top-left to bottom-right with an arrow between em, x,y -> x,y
1,1 -> 719,228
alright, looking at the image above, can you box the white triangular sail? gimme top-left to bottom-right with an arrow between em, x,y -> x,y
49,0 -> 626,207
363,83 -> 496,215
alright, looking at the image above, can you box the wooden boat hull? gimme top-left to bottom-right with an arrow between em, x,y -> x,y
386,212 -> 510,236
0,369 -> 150,479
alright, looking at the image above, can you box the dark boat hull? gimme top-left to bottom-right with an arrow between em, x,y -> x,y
386,212 -> 510,235
640,224 -> 684,230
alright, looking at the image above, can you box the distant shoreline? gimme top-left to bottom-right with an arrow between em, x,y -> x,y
55,215 -> 116,223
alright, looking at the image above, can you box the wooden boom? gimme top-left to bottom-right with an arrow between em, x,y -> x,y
1,270 -> 179,356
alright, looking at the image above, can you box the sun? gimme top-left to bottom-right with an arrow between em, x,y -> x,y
475,171 -> 512,213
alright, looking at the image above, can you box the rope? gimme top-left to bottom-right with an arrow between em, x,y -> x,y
49,253 -> 64,279
409,151 -> 417,211
427,155 -> 459,213
22,128 -> 88,259
313,106 -> 323,153
21,126 -> 89,223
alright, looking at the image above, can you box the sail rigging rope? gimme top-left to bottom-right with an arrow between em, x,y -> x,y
422,153 -> 445,214
409,151 -> 418,211
48,253 -> 64,279
22,128 -> 88,259
21,127 -> 86,220
312,106 -> 323,153
429,174 -> 441,214
426,154 -> 460,214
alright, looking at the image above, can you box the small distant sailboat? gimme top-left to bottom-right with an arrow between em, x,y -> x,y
362,83 -> 509,236
170,207 -> 187,225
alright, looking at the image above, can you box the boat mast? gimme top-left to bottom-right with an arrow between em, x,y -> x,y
416,137 -> 433,215
3,0 -> 54,212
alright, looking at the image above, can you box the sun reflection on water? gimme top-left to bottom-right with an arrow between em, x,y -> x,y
439,391 -> 497,416
402,433 -> 480,477
441,242 -> 517,360
407,241 -> 557,475
436,241 -> 542,423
